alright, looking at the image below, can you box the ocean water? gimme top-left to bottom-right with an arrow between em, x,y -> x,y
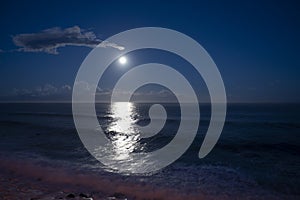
0,103 -> 299,198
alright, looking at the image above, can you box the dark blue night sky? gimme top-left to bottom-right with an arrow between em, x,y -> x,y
0,0 -> 299,102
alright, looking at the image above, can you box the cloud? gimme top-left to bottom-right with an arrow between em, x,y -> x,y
74,81 -> 105,93
1,82 -> 182,102
12,26 -> 124,54
12,84 -> 72,97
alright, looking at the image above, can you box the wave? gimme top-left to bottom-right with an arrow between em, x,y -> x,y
10,112 -> 74,118
225,120 -> 300,129
217,142 -> 300,156
0,120 -> 76,133
5,111 -> 300,129
0,120 -> 31,126
8,112 -> 116,120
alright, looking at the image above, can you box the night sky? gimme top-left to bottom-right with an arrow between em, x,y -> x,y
0,0 -> 299,103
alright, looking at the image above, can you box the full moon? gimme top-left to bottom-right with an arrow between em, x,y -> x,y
118,56 -> 127,65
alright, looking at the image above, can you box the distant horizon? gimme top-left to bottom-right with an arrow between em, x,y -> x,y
0,100 -> 299,104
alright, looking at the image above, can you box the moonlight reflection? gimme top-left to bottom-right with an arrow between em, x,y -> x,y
107,102 -> 140,160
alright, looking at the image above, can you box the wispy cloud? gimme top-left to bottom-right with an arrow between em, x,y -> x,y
12,84 -> 72,97
12,26 -> 124,54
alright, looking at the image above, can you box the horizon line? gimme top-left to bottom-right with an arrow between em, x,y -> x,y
0,101 -> 299,104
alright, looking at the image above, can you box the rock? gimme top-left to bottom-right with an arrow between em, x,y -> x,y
79,193 -> 88,198
112,192 -> 127,199
66,193 -> 75,198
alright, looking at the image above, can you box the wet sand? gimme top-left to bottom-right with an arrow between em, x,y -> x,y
0,158 -> 209,200
0,157 -> 298,200
0,167 -> 106,200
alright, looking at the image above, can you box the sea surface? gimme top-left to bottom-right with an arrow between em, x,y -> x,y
0,103 -> 299,198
